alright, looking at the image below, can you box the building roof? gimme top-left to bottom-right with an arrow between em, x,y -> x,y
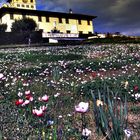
0,7 -> 97,20
7,0 -> 11,2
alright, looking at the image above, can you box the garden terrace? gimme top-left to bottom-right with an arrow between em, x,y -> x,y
0,43 -> 140,140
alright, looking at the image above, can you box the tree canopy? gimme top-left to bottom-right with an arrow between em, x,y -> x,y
11,18 -> 37,32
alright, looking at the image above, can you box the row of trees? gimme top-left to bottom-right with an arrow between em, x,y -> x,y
0,18 -> 37,32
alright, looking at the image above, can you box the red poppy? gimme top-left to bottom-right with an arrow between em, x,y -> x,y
25,95 -> 32,100
134,85 -> 139,92
15,99 -> 23,106
91,72 -> 96,78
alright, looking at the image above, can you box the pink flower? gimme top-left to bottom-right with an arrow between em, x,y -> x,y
22,100 -> 30,106
32,109 -> 37,115
32,109 -> 44,117
75,102 -> 89,113
40,105 -> 47,111
39,95 -> 49,102
0,73 -> 4,80
25,90 -> 31,95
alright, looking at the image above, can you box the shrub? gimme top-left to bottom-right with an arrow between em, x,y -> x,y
0,24 -> 7,32
11,18 -> 37,32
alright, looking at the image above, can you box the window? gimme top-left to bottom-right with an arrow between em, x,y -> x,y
17,4 -> 20,7
22,14 -> 26,19
31,5 -> 34,8
59,18 -> 62,23
66,18 -> 69,24
26,5 -> 29,8
10,13 -> 14,20
22,4 -> 25,7
66,30 -> 71,33
46,17 -> 49,22
53,21 -> 56,27
78,19 -> 81,25
31,0 -> 33,2
38,16 -> 42,22
87,20 -> 91,25
88,31 -> 92,34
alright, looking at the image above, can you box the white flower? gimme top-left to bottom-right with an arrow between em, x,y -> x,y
54,92 -> 61,97
58,115 -> 62,118
67,114 -> 72,117
47,120 -> 54,125
18,92 -> 23,97
82,128 -> 91,137
132,93 -> 140,100
113,97 -> 121,100
124,129 -> 132,138
124,81 -> 129,89
0,73 -> 4,80
75,102 -> 89,113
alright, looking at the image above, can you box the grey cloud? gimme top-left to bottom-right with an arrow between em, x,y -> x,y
0,0 -> 140,35
36,0 -> 138,35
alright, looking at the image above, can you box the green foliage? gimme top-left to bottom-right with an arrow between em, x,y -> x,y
0,130 -> 2,140
1,44 -> 140,139
52,66 -> 61,81
22,52 -> 84,63
91,88 -> 128,140
0,24 -> 7,32
11,18 -> 37,32
130,106 -> 140,114
84,37 -> 140,44
77,74 -> 140,102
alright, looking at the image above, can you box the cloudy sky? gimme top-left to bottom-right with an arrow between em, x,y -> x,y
1,0 -> 140,36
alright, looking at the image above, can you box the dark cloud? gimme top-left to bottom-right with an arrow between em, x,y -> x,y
37,0 -> 140,36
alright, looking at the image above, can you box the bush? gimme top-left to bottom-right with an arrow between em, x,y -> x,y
11,18 -> 37,32
0,24 -> 7,32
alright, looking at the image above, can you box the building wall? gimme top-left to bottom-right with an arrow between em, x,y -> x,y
1,14 -> 13,31
1,13 -> 94,34
77,20 -> 93,34
9,0 -> 36,10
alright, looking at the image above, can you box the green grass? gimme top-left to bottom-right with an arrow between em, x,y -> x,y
22,53 -> 84,63
130,106 -> 140,114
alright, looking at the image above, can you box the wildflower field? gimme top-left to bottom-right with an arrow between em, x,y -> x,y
0,44 -> 140,140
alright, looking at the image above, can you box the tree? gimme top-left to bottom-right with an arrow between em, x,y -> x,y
11,18 -> 37,32
0,24 -> 7,32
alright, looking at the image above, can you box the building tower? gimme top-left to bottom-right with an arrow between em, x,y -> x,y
7,0 -> 36,10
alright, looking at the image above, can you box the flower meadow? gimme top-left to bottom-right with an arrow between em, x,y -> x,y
0,44 -> 140,140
